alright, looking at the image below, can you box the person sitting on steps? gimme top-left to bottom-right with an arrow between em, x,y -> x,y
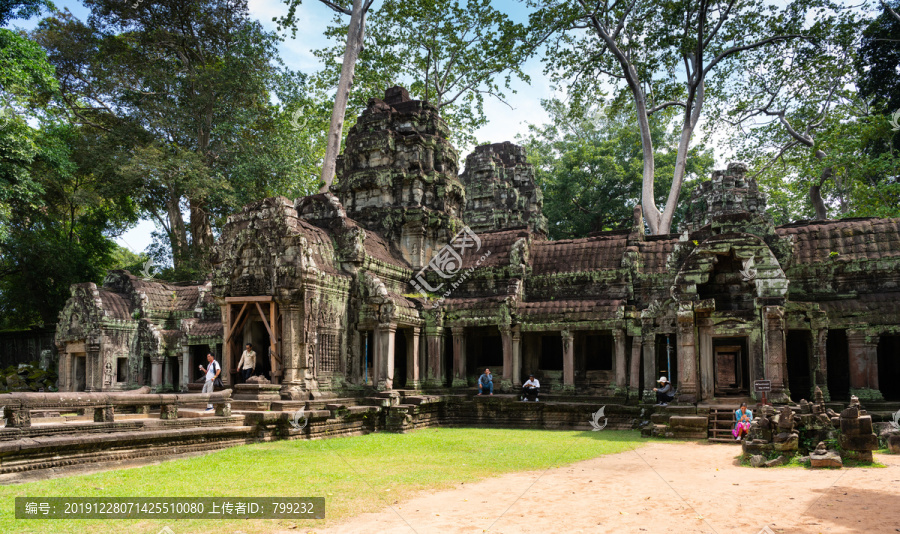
733,402 -> 753,441
653,376 -> 674,406
522,374 -> 540,402
477,368 -> 493,396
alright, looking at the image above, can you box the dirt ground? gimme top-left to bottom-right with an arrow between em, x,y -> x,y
295,441 -> 900,534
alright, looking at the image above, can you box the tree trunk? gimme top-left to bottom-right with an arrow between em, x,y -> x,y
810,149 -> 830,220
167,193 -> 188,270
319,0 -> 367,193
189,197 -> 215,269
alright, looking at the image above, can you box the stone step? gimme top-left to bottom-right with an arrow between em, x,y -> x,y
708,437 -> 742,444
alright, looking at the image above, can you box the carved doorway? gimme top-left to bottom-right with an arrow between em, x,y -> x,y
713,337 -> 749,396
224,297 -> 281,384
72,354 -> 86,392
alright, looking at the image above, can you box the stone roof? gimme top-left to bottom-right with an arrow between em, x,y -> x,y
96,289 -> 134,320
530,231 -> 629,274
777,217 -> 900,264
460,228 -> 530,269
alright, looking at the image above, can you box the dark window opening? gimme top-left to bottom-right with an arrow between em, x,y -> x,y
540,335 -> 563,370
584,334 -> 613,371
878,335 -> 900,401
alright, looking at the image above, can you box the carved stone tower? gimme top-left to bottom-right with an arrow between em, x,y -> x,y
332,86 -> 466,268
460,142 -> 548,236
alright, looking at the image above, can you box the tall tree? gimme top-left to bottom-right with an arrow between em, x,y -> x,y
713,8 -> 862,220
277,0 -> 375,192
532,0 -> 827,234
312,0 -> 536,147
35,1 -> 315,275
521,99 -> 713,239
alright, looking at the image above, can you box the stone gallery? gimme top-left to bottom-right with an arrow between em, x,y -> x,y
53,86 -> 900,406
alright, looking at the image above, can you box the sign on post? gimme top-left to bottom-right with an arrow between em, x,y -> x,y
754,380 -> 772,406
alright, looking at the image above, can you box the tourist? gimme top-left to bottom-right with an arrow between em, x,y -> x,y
733,402 -> 753,441
522,374 -> 540,402
236,343 -> 256,382
653,376 -> 674,406
199,353 -> 221,411
477,368 -> 493,396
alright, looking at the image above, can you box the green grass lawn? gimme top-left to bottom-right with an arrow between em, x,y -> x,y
0,428 -> 646,534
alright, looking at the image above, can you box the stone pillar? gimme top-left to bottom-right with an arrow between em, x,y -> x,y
376,323 -> 397,390
59,351 -> 69,392
763,305 -> 790,403
629,335 -> 642,398
500,326 -> 513,391
561,329 -> 575,391
511,326 -> 522,386
613,329 -> 627,395
642,332 -> 656,402
676,303 -> 699,403
847,329 -> 882,402
277,302 -> 303,396
181,345 -> 190,392
425,328 -> 443,387
811,328 -> 829,401
406,327 -> 421,389
150,356 -> 164,392
86,342 -> 101,392
451,327 -> 467,388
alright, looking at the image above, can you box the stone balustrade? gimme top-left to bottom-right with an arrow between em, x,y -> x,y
1,389 -> 233,428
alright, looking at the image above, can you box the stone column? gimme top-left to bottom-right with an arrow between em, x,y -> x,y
847,329 -> 882,401
425,328 -> 443,387
561,329 -> 575,391
181,345 -> 190,392
676,302 -> 699,403
511,326 -> 522,386
500,326 -> 513,391
811,328 -> 829,401
613,329 -> 627,395
629,335 -> 642,399
58,350 -> 69,392
642,332 -> 656,402
406,327 -> 421,389
277,302 -> 303,396
150,355 -> 164,392
86,342 -> 101,392
763,305 -> 790,403
376,322 -> 396,390
451,327 -> 467,388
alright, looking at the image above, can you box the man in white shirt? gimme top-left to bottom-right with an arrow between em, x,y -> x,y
522,374 -> 540,402
236,343 -> 256,382
199,353 -> 221,411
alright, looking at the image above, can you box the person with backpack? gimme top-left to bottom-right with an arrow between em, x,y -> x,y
199,353 -> 221,411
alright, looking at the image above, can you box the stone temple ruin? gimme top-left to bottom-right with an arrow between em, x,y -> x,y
1,86 -> 898,473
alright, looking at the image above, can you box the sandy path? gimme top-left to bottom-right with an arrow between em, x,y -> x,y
295,441 -> 900,534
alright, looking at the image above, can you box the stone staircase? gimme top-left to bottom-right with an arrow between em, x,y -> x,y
707,407 -> 740,444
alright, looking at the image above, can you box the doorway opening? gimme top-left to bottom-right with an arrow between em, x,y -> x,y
826,329 -> 850,400
713,337 -> 749,396
786,330 -> 811,401
878,335 -> 900,401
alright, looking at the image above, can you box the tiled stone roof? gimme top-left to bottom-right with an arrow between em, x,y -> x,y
777,218 -> 900,264
530,232 -> 629,274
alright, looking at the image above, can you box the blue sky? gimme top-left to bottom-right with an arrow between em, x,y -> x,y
8,0 -> 556,254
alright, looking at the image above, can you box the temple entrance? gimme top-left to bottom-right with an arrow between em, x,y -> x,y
466,326 -> 502,375
394,329 -> 408,388
826,329 -> 850,400
360,331 -> 374,386
249,320 -> 271,380
224,297 -> 280,384
786,330 -> 811,401
878,335 -> 900,401
713,337 -> 749,396
656,334 -> 677,385
443,327 -> 453,387
72,354 -> 86,391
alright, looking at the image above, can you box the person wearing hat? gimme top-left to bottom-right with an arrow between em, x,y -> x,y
522,374 -> 540,402
653,376 -> 674,406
